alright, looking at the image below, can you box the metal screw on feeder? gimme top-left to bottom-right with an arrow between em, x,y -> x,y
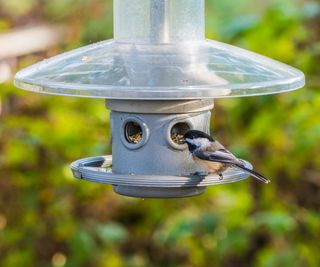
14,0 -> 305,198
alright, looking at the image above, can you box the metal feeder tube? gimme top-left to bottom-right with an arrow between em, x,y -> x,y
107,99 -> 213,197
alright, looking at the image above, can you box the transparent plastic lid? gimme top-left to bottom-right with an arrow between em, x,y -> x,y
14,0 -> 304,99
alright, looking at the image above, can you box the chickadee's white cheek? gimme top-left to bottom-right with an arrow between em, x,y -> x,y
191,138 -> 211,148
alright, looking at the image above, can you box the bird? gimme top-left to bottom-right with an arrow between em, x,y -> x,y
183,130 -> 270,184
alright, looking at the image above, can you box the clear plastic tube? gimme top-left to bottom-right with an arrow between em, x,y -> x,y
114,0 -> 205,43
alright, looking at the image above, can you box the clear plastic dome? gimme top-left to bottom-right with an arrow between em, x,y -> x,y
14,0 -> 305,99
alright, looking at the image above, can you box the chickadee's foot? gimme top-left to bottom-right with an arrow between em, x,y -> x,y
219,173 -> 223,181
192,171 -> 208,180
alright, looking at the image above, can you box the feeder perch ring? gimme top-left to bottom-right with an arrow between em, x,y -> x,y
70,155 -> 252,188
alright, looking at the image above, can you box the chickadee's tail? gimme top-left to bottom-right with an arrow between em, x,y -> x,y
235,164 -> 270,184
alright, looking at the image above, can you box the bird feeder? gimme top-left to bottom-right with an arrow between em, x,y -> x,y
14,0 -> 305,198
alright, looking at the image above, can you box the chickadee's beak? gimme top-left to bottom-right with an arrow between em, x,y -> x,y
179,138 -> 186,144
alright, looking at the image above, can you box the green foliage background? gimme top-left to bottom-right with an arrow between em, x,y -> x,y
1,0 -> 320,266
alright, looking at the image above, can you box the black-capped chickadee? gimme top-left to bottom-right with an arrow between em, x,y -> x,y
183,130 -> 270,184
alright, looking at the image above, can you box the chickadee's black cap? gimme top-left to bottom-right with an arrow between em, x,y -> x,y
184,130 -> 214,142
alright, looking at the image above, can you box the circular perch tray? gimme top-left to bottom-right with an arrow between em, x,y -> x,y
70,155 -> 251,188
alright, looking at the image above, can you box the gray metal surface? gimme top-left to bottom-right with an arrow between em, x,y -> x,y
70,155 -> 251,187
110,111 -> 210,176
105,99 -> 214,114
113,186 -> 206,198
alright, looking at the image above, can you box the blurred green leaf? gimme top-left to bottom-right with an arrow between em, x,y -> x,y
96,222 -> 128,245
253,211 -> 297,233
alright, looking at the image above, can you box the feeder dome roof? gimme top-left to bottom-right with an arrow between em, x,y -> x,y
14,0 -> 305,99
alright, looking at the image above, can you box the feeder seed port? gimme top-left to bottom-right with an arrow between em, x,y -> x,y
170,122 -> 190,145
120,116 -> 150,150
125,121 -> 143,144
166,118 -> 194,151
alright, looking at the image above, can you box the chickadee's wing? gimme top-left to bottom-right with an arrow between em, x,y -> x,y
194,149 -> 270,184
234,164 -> 270,184
208,140 -> 227,151
194,148 -> 241,165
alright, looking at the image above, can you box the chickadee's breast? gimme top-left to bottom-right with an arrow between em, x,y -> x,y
193,155 -> 226,173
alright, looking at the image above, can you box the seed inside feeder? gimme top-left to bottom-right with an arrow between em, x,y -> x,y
125,121 -> 143,144
171,122 -> 190,145
171,133 -> 185,145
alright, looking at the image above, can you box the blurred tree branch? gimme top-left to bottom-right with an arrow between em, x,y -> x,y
0,24 -> 65,60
